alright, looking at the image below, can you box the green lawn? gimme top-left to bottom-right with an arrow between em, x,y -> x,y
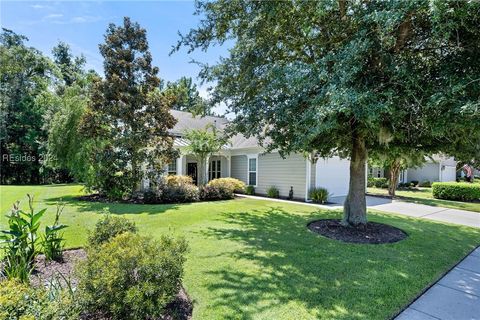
367,187 -> 480,213
1,184 -> 479,320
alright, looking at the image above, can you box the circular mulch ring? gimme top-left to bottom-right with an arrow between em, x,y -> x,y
307,219 -> 407,244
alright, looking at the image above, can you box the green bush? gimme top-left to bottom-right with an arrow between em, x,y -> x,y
245,185 -> 255,195
0,279 -> 47,320
200,184 -> 234,200
309,187 -> 329,204
267,186 -> 280,198
418,180 -> 432,187
160,175 -> 199,203
372,177 -> 388,188
432,182 -> 480,201
410,180 -> 419,187
367,176 -> 375,188
207,178 -> 246,194
77,232 -> 188,319
88,212 -> 137,247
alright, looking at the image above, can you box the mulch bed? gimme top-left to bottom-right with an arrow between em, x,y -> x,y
307,219 -> 407,244
29,249 -> 193,320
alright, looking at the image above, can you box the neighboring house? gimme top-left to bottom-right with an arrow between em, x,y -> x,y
368,155 -> 457,184
163,110 -> 351,201
402,155 -> 457,183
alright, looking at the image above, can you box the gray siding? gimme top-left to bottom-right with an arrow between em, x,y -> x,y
231,155 -> 248,184
407,163 -> 440,182
257,153 -> 306,200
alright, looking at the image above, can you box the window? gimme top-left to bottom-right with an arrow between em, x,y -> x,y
248,157 -> 257,186
168,161 -> 177,175
209,160 -> 221,180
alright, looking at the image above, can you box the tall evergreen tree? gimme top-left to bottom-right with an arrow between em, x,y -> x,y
81,17 -> 178,197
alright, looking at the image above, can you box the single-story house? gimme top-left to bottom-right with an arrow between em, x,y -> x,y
368,155 -> 457,184
162,110 -> 351,201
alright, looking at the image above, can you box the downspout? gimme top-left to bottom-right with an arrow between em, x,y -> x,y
305,158 -> 311,202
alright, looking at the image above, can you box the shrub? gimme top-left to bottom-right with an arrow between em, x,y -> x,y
160,175 -> 199,203
200,184 -> 234,201
367,176 -> 375,188
207,178 -> 246,193
88,212 -> 137,247
0,279 -> 47,320
410,180 -> 419,187
372,177 -> 388,188
418,180 -> 432,188
245,185 -> 255,195
309,187 -> 329,204
267,186 -> 280,198
76,232 -> 188,319
432,182 -> 480,201
142,190 -> 159,204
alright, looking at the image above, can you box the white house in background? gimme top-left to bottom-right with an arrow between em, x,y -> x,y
402,155 -> 457,183
368,155 -> 457,184
164,110 -> 350,201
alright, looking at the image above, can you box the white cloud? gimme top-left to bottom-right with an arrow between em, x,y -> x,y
44,13 -> 63,20
70,16 -> 102,24
31,4 -> 45,9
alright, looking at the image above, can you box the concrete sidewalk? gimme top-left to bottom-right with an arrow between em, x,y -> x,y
395,246 -> 480,320
237,194 -> 480,228
337,196 -> 480,228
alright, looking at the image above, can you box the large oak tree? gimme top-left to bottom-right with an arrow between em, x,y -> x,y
176,0 -> 480,226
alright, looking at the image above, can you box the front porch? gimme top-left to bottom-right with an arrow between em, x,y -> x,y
171,153 -> 231,186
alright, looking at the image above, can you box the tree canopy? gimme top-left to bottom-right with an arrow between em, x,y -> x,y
176,0 -> 480,226
162,76 -> 212,116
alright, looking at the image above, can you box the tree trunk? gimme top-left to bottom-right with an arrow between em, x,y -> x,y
342,133 -> 368,227
388,159 -> 401,197
198,155 -> 209,186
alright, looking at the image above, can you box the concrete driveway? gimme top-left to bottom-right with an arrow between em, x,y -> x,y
328,196 -> 480,228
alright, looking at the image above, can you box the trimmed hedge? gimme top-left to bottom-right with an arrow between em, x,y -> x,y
432,182 -> 480,202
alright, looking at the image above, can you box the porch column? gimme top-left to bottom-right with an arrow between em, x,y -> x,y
227,155 -> 231,177
177,155 -> 185,175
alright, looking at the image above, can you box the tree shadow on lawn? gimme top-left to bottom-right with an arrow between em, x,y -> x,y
44,195 -> 181,215
198,207 -> 479,320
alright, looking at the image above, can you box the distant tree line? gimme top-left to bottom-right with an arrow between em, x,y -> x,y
0,19 -> 213,191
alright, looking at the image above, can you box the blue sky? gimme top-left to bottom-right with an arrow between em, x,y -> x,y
1,1 -> 230,110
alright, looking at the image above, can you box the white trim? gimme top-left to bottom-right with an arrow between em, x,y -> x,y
305,158 -> 311,202
246,154 -> 258,187
227,155 -> 231,177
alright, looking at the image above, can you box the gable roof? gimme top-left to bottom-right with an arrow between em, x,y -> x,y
169,109 -> 259,149
170,110 -> 228,136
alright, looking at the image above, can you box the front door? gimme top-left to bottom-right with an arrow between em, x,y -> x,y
187,163 -> 198,185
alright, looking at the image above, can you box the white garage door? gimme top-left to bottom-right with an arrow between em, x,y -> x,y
316,156 -> 350,198
441,166 -> 457,182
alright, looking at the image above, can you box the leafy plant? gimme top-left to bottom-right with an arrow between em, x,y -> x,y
267,186 -> 280,198
309,187 -> 330,204
77,232 -> 188,319
245,185 -> 255,195
0,278 -> 47,319
0,195 -> 45,282
42,202 -> 68,262
88,211 -> 138,247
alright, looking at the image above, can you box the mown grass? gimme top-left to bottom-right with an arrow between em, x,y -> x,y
367,187 -> 480,213
1,184 -> 479,319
